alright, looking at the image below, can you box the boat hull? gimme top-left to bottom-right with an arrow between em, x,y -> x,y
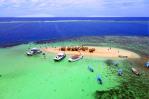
68,55 -> 83,62
132,68 -> 140,75
54,55 -> 66,62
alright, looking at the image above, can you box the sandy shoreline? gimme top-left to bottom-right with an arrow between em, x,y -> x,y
41,46 -> 140,59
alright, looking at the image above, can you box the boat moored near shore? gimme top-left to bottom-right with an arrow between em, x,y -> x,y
54,52 -> 66,61
26,48 -> 42,56
131,68 -> 140,76
68,55 -> 83,62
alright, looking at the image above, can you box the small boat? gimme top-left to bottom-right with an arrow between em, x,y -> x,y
88,65 -> 94,72
144,62 -> 149,68
118,69 -> 123,76
68,55 -> 83,62
131,68 -> 140,75
54,52 -> 66,61
26,48 -> 42,56
97,74 -> 102,84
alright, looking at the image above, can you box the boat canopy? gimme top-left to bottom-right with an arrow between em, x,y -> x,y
71,55 -> 80,59
31,48 -> 40,50
145,62 -> 149,67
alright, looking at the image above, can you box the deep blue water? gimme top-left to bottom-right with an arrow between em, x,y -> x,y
0,17 -> 149,47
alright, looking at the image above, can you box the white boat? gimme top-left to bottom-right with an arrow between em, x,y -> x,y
54,52 -> 66,61
26,48 -> 42,56
68,55 -> 83,62
131,68 -> 140,75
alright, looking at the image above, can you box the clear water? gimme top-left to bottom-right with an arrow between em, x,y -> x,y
0,43 -> 120,99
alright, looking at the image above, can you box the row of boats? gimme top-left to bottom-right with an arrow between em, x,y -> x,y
118,68 -> 140,76
92,67 -> 140,85
26,48 -> 83,62
26,48 -> 141,75
53,52 -> 83,62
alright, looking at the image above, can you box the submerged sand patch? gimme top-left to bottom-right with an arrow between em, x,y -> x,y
42,46 -> 140,59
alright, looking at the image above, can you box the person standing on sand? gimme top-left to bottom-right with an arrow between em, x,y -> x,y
118,50 -> 119,54
108,48 -> 109,51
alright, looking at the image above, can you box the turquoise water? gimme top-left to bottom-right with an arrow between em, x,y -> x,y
0,43 -> 120,99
